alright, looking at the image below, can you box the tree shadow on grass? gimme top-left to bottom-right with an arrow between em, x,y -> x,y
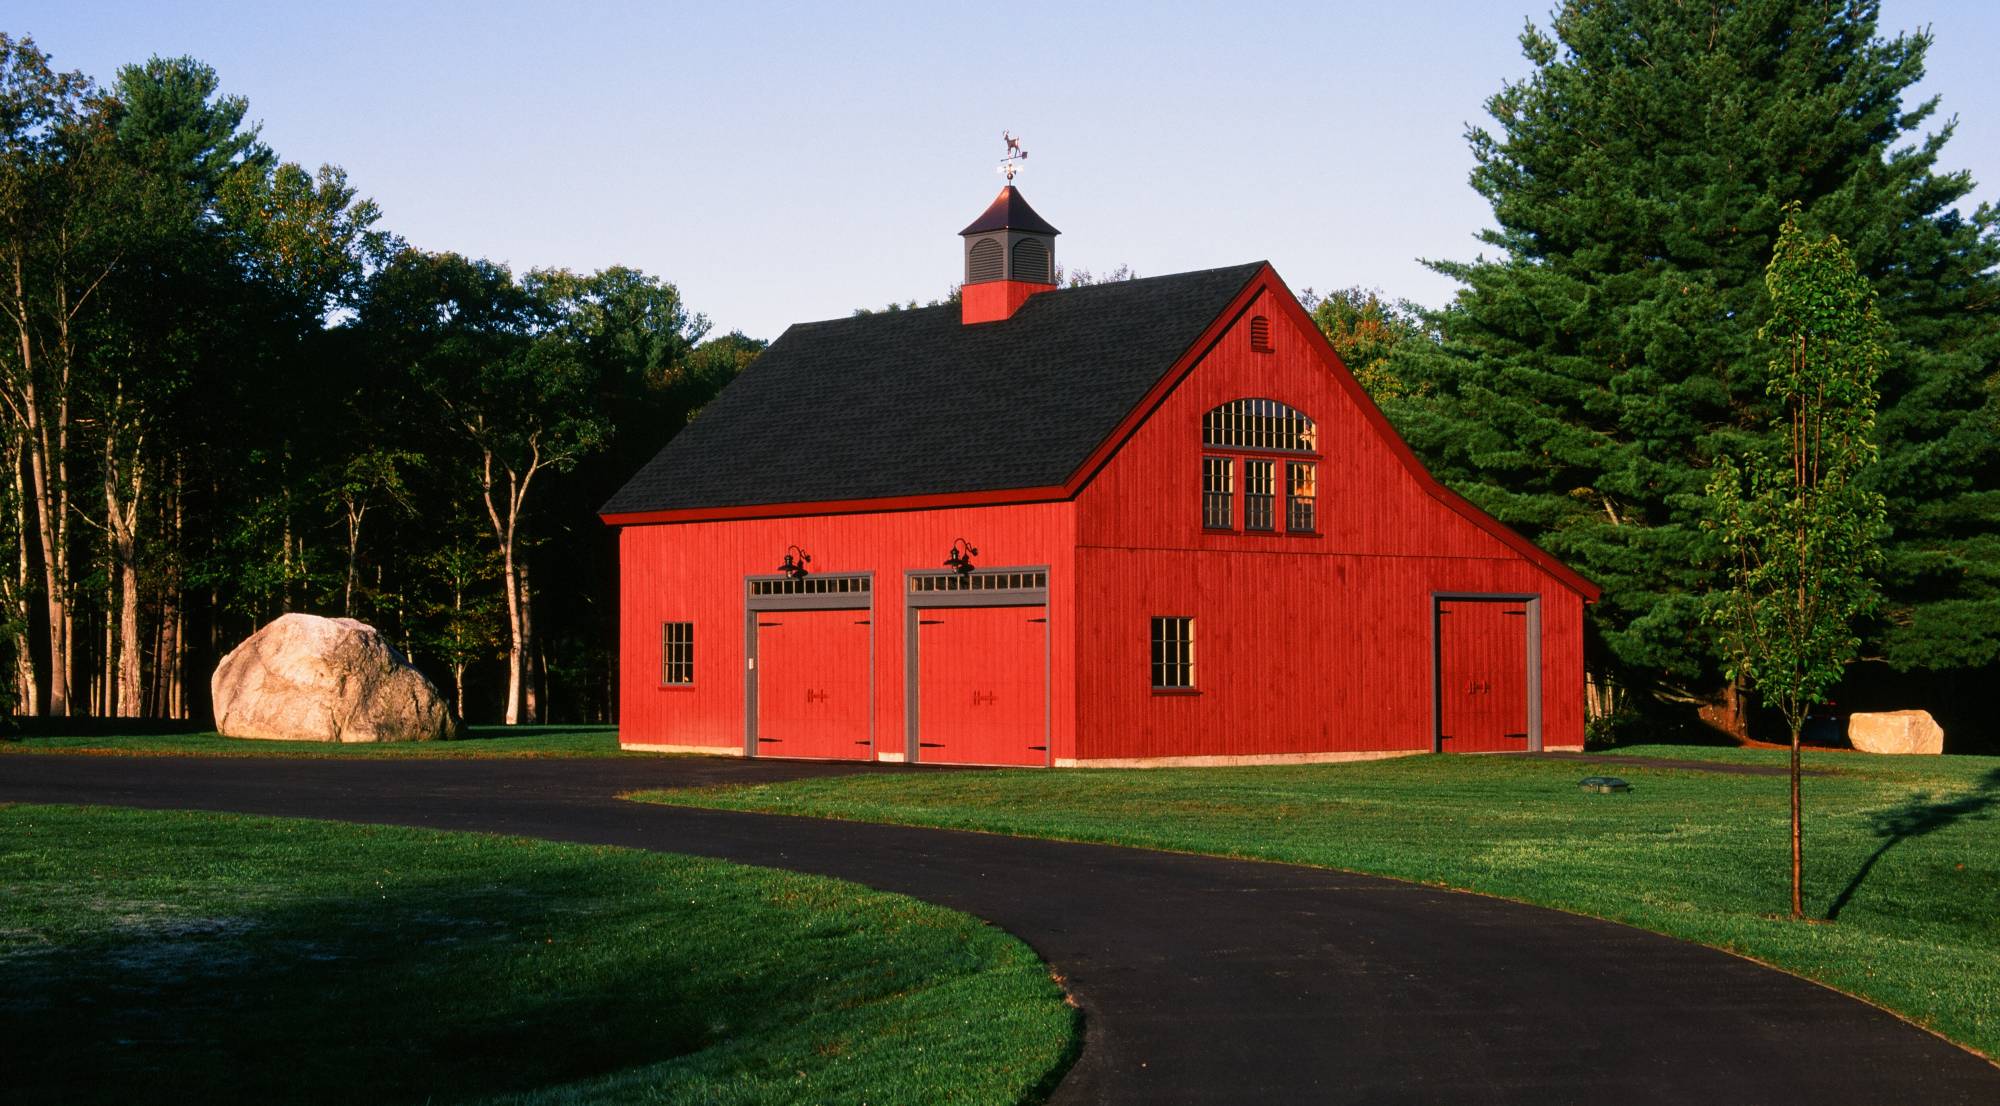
1825,765 -> 2000,921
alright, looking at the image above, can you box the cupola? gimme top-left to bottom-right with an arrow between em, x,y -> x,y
959,184 -> 1060,324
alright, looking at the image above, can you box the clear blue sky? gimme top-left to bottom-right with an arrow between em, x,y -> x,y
14,1 -> 1997,340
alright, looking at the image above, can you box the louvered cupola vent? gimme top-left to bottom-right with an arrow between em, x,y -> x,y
968,238 -> 1004,283
959,185 -> 1061,322
1012,237 -> 1050,283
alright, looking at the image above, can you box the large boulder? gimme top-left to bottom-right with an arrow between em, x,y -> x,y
211,614 -> 460,742
1847,710 -> 1944,755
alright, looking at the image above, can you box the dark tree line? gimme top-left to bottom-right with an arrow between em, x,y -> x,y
0,35 -> 753,725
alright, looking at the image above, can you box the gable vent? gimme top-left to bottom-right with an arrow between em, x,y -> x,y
967,237 -> 1004,283
1250,315 -> 1272,352
1011,237 -> 1050,283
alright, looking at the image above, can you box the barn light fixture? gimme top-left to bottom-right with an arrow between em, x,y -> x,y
944,538 -> 979,574
778,545 -> 812,579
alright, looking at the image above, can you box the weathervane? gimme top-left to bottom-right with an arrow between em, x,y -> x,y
998,131 -> 1028,181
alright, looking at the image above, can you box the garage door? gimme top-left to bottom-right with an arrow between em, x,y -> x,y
1437,598 -> 1530,752
755,609 -> 872,760
916,605 -> 1047,766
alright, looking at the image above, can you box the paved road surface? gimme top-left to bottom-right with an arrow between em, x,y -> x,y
2,754 -> 1993,1105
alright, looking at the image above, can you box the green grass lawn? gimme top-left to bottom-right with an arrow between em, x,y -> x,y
0,725 -> 626,758
0,805 -> 1076,1106
637,745 -> 2000,1061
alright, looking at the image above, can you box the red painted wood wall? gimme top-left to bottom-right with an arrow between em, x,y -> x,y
617,503 -> 1076,759
612,266 -> 1591,762
1070,277 -> 1588,758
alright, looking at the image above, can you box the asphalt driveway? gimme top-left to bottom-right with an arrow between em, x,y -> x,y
2,753 -> 1993,1104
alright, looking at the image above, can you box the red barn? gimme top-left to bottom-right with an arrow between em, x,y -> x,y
600,186 -> 1599,766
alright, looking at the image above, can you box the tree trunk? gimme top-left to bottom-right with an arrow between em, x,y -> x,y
1790,719 -> 1805,920
103,406 -> 145,718
1695,676 -> 1754,743
162,465 -> 184,718
9,439 -> 37,716
519,561 -> 538,724
342,498 -> 364,617
20,365 -> 71,717
500,539 -> 521,725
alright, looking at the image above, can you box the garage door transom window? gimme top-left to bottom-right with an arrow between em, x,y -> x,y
1151,616 -> 1195,690
661,622 -> 694,685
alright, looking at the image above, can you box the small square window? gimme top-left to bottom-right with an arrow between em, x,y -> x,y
1151,616 -> 1194,689
661,622 -> 694,685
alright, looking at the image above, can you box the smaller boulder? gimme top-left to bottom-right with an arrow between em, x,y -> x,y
212,614 -> 460,743
1847,710 -> 1944,756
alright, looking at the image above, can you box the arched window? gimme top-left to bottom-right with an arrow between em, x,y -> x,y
1201,398 -> 1318,533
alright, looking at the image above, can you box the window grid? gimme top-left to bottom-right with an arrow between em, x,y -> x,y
1287,462 -> 1317,533
1243,459 -> 1275,531
1151,616 -> 1195,690
909,570 -> 1048,593
661,622 -> 694,685
1201,398 -> 1317,453
1202,456 -> 1234,528
750,575 -> 871,597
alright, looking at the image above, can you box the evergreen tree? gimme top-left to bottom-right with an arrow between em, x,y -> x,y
1392,0 -> 2000,725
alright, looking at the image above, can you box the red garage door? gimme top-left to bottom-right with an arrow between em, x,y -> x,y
1438,599 -> 1530,752
755,609 -> 872,760
917,605 -> 1047,766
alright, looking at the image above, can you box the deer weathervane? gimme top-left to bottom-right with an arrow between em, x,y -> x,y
998,131 -> 1028,180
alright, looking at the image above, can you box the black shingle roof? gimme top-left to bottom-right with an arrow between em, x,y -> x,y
601,261 -> 1265,516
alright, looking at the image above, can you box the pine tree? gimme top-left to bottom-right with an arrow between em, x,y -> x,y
1390,0 -> 2000,724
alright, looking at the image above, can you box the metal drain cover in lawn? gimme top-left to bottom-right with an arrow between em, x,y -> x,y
1579,776 -> 1631,794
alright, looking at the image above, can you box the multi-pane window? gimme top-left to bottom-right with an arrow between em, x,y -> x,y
1202,398 -> 1317,453
1202,456 -> 1234,529
661,622 -> 693,685
1200,399 -> 1318,535
1243,459 -> 1275,531
1150,616 -> 1195,690
1287,462 -> 1317,533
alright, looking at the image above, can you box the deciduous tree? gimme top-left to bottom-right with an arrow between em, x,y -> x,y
1707,210 -> 1886,918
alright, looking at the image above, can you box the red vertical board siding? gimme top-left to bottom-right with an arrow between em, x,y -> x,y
755,609 -> 873,760
617,503 -> 1077,759
916,605 -> 1047,766
1437,599 -> 1530,752
617,269 -> 1590,764
1072,282 -> 1589,759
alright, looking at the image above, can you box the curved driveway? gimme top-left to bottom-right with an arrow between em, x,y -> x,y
3,754 -> 1995,1104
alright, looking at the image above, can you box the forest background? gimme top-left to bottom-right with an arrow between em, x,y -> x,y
1,1 -> 1994,748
